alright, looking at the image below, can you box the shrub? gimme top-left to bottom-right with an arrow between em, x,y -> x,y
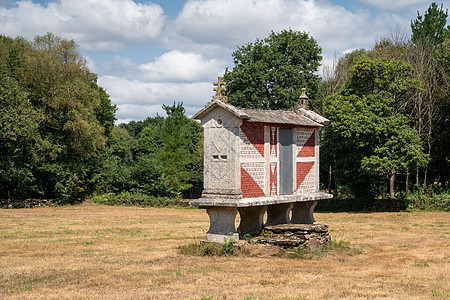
403,185 -> 450,212
178,240 -> 247,257
90,192 -> 187,207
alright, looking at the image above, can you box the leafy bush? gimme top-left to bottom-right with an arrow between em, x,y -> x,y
0,198 -> 77,208
90,192 -> 187,207
316,197 -> 406,212
316,185 -> 450,212
178,240 -> 247,257
221,237 -> 236,255
179,242 -> 222,256
403,185 -> 450,211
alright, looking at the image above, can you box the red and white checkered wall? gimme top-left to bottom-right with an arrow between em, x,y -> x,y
239,120 -> 317,198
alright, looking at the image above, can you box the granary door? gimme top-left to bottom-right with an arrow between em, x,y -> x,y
279,129 -> 294,195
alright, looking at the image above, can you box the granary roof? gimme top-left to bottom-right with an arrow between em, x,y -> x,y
192,97 -> 329,127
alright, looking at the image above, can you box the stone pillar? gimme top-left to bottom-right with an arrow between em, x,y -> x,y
290,200 -> 317,224
238,206 -> 267,236
206,207 -> 239,243
266,203 -> 293,226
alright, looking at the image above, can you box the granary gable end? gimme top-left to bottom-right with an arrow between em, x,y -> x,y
193,100 -> 243,199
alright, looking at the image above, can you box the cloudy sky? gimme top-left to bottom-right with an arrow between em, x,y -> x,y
1,0 -> 448,123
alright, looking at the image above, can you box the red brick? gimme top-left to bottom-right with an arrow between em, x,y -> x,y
241,120 -> 265,157
297,131 -> 315,157
241,166 -> 265,198
297,162 -> 315,188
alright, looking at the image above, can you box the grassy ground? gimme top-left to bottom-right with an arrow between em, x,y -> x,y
0,204 -> 448,299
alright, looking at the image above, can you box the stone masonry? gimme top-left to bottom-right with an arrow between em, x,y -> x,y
257,224 -> 331,250
190,79 -> 333,243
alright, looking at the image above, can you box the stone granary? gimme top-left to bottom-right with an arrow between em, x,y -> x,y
190,78 -> 332,243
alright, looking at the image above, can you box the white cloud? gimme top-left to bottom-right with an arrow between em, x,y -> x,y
1,0 -> 433,121
114,102 -> 204,124
99,0 -> 413,121
98,75 -> 214,120
357,0 -> 434,11
140,50 -> 224,82
84,56 -> 98,74
101,50 -> 225,82
164,0 -> 392,59
115,103 -> 165,123
99,75 -> 213,106
170,0 -> 285,47
0,0 -> 166,50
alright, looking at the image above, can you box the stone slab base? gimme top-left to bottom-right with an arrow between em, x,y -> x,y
256,224 -> 330,250
206,233 -> 239,243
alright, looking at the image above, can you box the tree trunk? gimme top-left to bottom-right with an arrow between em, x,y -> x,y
7,183 -> 11,201
416,169 -> 419,187
328,165 -> 332,193
406,168 -> 409,193
389,168 -> 396,198
334,181 -> 338,198
384,182 -> 388,198
424,98 -> 433,188
424,168 -> 428,187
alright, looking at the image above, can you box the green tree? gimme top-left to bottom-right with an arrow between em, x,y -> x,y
316,49 -> 368,115
0,36 -> 42,200
138,118 -> 164,155
96,103 -> 203,198
323,57 -> 428,198
141,105 -> 203,198
360,115 -> 429,197
129,156 -> 170,196
410,4 -> 449,185
0,33 -> 115,201
86,134 -> 173,197
223,29 -> 322,110
411,2 -> 449,49
157,102 -> 197,196
318,4 -> 449,196
94,126 -> 139,194
120,115 -> 164,139
93,83 -> 117,138
109,127 -> 137,163
432,35 -> 450,184
0,65 -> 41,199
18,33 -> 107,160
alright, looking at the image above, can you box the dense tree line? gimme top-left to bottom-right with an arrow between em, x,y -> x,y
224,3 -> 448,208
321,58 -> 429,199
98,102 -> 203,199
1,3 -> 448,210
0,33 -> 116,201
318,3 -> 449,201
0,34 -> 203,204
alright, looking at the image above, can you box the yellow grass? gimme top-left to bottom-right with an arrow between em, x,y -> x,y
0,204 -> 448,299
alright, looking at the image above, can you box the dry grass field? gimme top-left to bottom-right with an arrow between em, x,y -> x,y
0,204 -> 448,299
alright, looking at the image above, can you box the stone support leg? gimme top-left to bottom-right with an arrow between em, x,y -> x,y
266,203 -> 293,226
290,200 -> 317,224
206,207 -> 239,243
238,206 -> 267,236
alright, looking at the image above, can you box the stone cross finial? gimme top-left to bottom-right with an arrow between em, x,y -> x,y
213,76 -> 226,96
298,88 -> 309,110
